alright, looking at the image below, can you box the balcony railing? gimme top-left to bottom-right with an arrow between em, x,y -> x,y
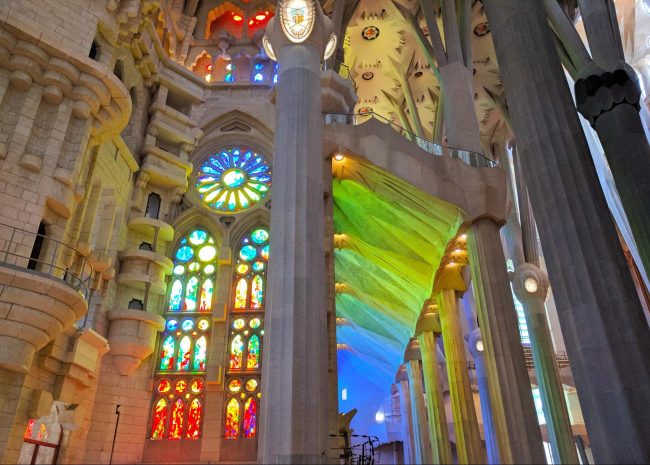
0,223 -> 93,300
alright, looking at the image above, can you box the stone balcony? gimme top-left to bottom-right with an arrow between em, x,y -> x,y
107,308 -> 165,375
117,249 -> 173,295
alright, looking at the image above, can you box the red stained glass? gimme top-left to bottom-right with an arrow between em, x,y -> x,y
169,398 -> 185,439
157,379 -> 171,393
191,379 -> 205,393
24,419 -> 34,439
225,398 -> 240,439
243,397 -> 257,438
150,398 -> 168,439
174,379 -> 188,395
230,335 -> 244,369
187,398 -> 202,439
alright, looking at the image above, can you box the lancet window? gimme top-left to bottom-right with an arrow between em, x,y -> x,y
224,227 -> 268,439
149,229 -> 217,440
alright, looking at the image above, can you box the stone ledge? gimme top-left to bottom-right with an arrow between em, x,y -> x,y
107,308 -> 165,375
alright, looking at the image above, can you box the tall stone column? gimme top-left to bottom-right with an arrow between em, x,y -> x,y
482,1 -> 650,462
467,328 -> 499,465
512,265 -> 578,465
467,218 -> 545,464
436,289 -> 485,464
258,4 -> 334,463
404,338 -> 434,465
416,303 -> 453,464
396,367 -> 417,464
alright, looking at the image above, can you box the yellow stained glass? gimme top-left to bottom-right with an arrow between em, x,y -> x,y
235,279 -> 247,309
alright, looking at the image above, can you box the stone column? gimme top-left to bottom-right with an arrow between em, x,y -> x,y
258,4 -> 334,463
404,338 -> 434,465
467,218 -> 545,464
435,289 -> 485,464
416,303 -> 453,464
482,1 -> 650,462
467,328 -> 499,465
395,367 -> 417,464
512,264 -> 578,465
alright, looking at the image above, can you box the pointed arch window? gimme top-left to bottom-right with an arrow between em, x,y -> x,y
224,227 -> 267,439
149,229 -> 217,440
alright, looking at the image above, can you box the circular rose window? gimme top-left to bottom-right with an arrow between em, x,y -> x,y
195,148 -> 271,213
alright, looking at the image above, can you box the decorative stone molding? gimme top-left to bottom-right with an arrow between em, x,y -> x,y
140,144 -> 193,188
415,299 -> 442,335
118,249 -> 173,295
107,308 -> 165,375
403,337 -> 422,361
575,67 -> 642,127
127,216 -> 175,242
0,267 -> 88,373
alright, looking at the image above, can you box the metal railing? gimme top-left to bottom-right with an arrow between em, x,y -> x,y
327,110 -> 499,169
523,346 -> 571,370
330,433 -> 380,465
0,223 -> 93,300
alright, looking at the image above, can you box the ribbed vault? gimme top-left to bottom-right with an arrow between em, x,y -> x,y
333,163 -> 463,438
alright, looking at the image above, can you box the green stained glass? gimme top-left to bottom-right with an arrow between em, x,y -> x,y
189,262 -> 200,272
173,265 -> 185,275
199,279 -> 214,311
193,335 -> 207,371
198,245 -> 217,262
251,229 -> 269,244
160,336 -> 175,370
240,245 -> 257,261
204,264 -> 215,274
195,148 -> 271,213
189,230 -> 207,245
246,335 -> 260,369
249,318 -> 261,329
169,280 -> 183,311
177,336 -> 192,371
185,277 -> 199,311
176,246 -> 193,262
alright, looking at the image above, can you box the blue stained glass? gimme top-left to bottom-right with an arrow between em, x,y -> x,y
166,319 -> 179,331
253,73 -> 264,82
251,229 -> 269,244
181,319 -> 194,331
225,73 -> 234,82
176,246 -> 194,262
240,245 -> 257,261
189,230 -> 207,245
255,63 -> 264,70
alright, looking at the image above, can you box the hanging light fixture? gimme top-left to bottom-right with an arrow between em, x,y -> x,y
324,33 -> 337,60
279,0 -> 316,43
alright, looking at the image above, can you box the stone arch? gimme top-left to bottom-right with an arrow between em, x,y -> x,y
226,208 -> 271,248
170,208 -> 226,255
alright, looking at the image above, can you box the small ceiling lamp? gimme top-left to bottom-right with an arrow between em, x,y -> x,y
524,277 -> 539,293
324,33 -> 337,60
279,0 -> 316,43
334,154 -> 344,161
262,35 -> 277,61
475,339 -> 484,352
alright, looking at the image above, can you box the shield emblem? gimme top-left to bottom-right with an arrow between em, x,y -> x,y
280,0 -> 315,43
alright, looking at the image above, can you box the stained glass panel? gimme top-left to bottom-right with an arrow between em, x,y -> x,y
191,379 -> 205,393
199,279 -> 214,311
225,398 -> 240,439
230,335 -> 244,369
243,397 -> 257,438
176,246 -> 194,262
251,275 -> 264,308
160,336 -> 175,370
187,398 -> 202,439
245,379 -> 258,392
177,336 -> 192,371
239,245 -> 257,261
247,335 -> 260,369
157,379 -> 171,393
196,148 -> 272,213
169,399 -> 185,439
174,379 -> 188,395
169,280 -> 183,311
151,398 -> 168,439
194,336 -> 207,371
235,279 -> 247,308
185,277 -> 199,311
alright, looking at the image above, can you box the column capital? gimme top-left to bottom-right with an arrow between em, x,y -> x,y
395,363 -> 409,383
403,337 -> 422,362
512,263 -> 550,304
415,299 -> 442,335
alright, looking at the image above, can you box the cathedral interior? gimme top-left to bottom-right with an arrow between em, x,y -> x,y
0,0 -> 649,464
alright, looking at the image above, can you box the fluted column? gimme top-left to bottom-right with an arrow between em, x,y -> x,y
416,303 -> 452,464
436,289 -> 485,464
405,338 -> 434,464
513,265 -> 578,464
467,218 -> 545,464
396,366 -> 417,464
259,5 -> 334,463
482,1 -> 650,462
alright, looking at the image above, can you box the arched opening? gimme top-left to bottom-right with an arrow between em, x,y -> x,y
145,193 -> 161,219
27,222 -> 46,270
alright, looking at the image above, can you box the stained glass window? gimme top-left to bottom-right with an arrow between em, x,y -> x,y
149,229 -> 217,440
195,148 -> 271,213
224,227 -> 267,438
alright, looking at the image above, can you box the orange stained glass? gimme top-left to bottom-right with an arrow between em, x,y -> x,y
174,379 -> 188,395
235,278 -> 248,308
151,398 -> 168,439
225,398 -> 240,438
24,419 -> 35,439
230,334 -> 244,369
191,379 -> 205,393
187,398 -> 202,439
157,379 -> 171,393
169,398 -> 185,439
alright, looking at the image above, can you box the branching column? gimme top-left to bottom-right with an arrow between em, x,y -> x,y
467,218 -> 545,464
482,0 -> 650,461
436,289 -> 485,464
404,338 -> 434,465
512,265 -> 578,464
416,302 -> 452,464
